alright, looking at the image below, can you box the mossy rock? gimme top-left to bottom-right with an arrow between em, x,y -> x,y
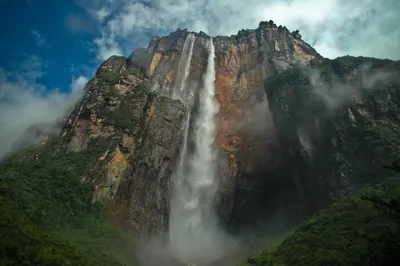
99,70 -> 121,84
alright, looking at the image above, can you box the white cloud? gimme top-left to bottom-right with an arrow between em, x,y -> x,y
79,0 -> 400,61
31,30 -> 46,46
309,64 -> 396,110
92,7 -> 111,22
70,75 -> 89,92
0,55 -> 84,161
94,34 -> 122,61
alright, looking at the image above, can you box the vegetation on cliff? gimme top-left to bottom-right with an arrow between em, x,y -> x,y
0,138 -> 138,265
242,176 -> 400,266
0,61 -> 166,265
265,56 -> 400,200
241,56 -> 400,265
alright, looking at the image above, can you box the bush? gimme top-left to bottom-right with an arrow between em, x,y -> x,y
101,70 -> 120,84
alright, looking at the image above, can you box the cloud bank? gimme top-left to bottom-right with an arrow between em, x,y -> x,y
78,0 -> 400,61
0,55 -> 86,161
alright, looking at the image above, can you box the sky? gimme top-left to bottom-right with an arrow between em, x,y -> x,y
0,0 -> 399,159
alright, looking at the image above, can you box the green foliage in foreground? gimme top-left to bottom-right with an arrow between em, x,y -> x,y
0,139 -> 138,266
242,176 -> 400,266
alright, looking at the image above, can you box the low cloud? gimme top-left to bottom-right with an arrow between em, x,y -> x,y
241,100 -> 276,138
310,64 -> 395,110
70,75 -> 89,92
92,7 -> 111,22
77,0 -> 400,61
0,55 -> 86,161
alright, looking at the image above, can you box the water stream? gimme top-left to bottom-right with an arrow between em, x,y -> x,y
168,36 -> 230,265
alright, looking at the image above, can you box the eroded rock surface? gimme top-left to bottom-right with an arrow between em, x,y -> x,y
61,55 -> 186,234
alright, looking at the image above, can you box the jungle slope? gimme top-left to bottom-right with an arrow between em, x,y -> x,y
242,176 -> 400,266
0,138 -> 139,265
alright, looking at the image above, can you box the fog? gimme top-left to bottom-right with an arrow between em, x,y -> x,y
0,55 -> 86,161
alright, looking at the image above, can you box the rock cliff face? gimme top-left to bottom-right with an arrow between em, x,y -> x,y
51,21 -> 400,235
256,57 -> 400,229
61,56 -> 186,234
128,21 -> 323,227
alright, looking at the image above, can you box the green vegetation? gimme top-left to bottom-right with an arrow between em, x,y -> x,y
103,82 -> 156,133
125,65 -> 146,78
266,67 -> 327,123
242,176 -> 400,266
0,138 -> 138,265
135,84 -> 149,97
100,63 -> 146,86
265,56 -> 400,187
101,70 -> 121,84
103,95 -> 141,132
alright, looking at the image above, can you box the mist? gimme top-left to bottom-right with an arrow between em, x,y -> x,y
240,98 -> 278,142
309,62 -> 397,110
0,55 -> 87,161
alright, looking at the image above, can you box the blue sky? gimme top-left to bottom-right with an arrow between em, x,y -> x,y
0,0 -> 399,160
0,0 -> 98,92
0,0 -> 172,93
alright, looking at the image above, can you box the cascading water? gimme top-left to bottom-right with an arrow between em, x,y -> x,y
168,37 -> 231,265
172,33 -> 195,101
171,33 -> 195,177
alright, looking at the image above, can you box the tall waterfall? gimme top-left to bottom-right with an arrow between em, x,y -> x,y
172,33 -> 195,101
169,37 -> 229,264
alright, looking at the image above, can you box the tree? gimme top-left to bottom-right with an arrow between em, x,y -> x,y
361,162 -> 400,265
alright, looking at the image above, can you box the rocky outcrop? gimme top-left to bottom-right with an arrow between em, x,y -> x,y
61,55 -> 186,234
113,96 -> 186,234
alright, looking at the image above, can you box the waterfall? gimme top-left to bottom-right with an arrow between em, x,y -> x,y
172,33 -> 195,181
169,37 -> 229,264
172,33 -> 195,101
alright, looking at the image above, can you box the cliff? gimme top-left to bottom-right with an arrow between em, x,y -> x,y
39,21 -> 321,235
237,56 -> 400,229
127,21 -> 323,229
60,55 -> 187,234
6,21 -> 400,238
